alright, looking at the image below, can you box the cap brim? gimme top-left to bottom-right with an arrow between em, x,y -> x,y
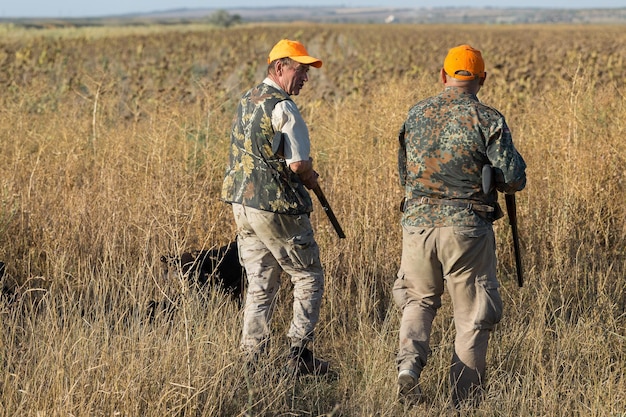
291,56 -> 323,68
447,71 -> 485,81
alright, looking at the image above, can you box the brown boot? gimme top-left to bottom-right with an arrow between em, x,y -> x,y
285,347 -> 329,377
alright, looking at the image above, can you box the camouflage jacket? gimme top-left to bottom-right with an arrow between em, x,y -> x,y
221,82 -> 313,214
398,86 -> 526,227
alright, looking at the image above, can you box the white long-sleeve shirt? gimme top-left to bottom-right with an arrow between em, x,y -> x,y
263,78 -> 310,165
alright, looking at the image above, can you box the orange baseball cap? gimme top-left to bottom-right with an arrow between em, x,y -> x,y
443,44 -> 485,80
267,39 -> 322,68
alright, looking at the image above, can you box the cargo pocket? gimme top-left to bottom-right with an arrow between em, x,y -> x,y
392,271 -> 408,309
474,275 -> 503,330
287,231 -> 319,269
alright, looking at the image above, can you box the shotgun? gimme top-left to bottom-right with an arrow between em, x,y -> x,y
505,193 -> 524,287
312,184 -> 346,239
273,131 -> 345,238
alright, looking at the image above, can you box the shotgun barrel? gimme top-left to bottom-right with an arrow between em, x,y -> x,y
505,193 -> 523,287
312,184 -> 346,239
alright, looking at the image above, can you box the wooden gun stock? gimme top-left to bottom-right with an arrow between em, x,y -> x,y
312,184 -> 346,239
505,193 -> 523,287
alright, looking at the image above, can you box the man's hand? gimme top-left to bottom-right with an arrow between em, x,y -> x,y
289,158 -> 319,190
300,170 -> 319,190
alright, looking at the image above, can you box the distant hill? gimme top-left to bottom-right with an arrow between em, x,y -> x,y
178,6 -> 626,24
2,6 -> 625,26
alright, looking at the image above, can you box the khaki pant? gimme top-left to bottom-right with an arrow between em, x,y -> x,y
232,204 -> 324,353
393,224 -> 502,406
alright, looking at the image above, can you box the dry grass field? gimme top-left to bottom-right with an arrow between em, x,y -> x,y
0,22 -> 624,416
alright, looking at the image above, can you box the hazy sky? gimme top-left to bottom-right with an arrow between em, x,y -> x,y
1,0 -> 624,18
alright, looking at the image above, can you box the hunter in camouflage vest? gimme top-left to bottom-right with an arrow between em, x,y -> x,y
221,39 -> 329,377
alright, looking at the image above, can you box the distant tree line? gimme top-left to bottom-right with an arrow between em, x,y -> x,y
207,10 -> 241,27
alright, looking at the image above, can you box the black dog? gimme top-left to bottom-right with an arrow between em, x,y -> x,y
0,261 -> 12,302
149,241 -> 245,320
0,261 -> 7,301
160,241 -> 245,300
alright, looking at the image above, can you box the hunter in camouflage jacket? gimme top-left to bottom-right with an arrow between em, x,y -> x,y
398,86 -> 527,228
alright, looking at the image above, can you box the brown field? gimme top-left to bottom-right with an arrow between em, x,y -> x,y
0,22 -> 624,416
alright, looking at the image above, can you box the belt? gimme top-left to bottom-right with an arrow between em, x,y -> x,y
408,196 -> 495,213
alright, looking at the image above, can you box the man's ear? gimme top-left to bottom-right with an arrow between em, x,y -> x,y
273,60 -> 283,75
479,72 -> 487,86
440,68 -> 448,84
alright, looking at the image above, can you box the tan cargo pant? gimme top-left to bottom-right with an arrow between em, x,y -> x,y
393,223 -> 503,407
232,204 -> 324,354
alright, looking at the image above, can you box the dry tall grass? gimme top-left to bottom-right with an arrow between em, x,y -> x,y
0,23 -> 624,416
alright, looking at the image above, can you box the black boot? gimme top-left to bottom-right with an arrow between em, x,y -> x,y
285,346 -> 329,377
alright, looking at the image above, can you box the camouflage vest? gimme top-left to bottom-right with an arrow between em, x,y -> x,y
221,82 -> 313,214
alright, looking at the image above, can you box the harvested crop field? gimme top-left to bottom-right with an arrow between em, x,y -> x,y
0,22 -> 624,416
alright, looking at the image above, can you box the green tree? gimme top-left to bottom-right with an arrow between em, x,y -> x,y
207,10 -> 242,28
